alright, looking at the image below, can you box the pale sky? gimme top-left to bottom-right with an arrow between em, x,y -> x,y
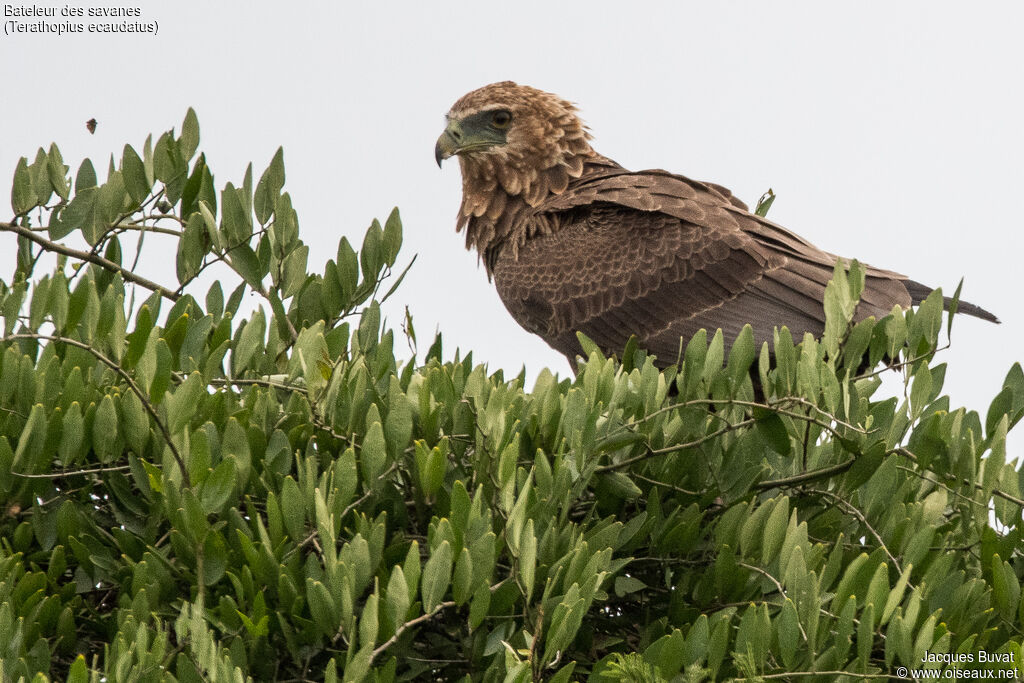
2,2 -> 1022,449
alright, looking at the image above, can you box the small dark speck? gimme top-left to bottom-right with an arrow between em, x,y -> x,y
86,118 -> 98,134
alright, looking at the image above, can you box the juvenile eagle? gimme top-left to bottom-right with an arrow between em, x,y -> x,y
435,81 -> 997,368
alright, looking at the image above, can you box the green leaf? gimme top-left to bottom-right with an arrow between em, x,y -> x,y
202,530 -> 228,585
199,458 -> 236,514
761,497 -> 790,564
601,471 -> 642,500
97,168 -> 127,230
30,147 -> 53,207
754,188 -> 775,217
66,655 -> 89,683
681,329 -> 707,396
361,420 -> 387,490
47,144 -> 69,200
865,563 -> 889,626
29,276 -> 51,331
167,372 -> 203,434
12,157 -> 37,215
336,237 -> 359,304
777,598 -> 800,669
386,566 -> 410,631
452,546 -> 473,606
382,207 -> 403,265
909,364 -> 932,418
281,476 -> 305,541
93,394 -> 119,463
233,309 -> 266,374
468,582 -> 490,631
359,591 -> 379,649
228,244 -> 263,290
360,218 -> 383,282
385,376 -> 412,457
254,147 -> 285,225
414,440 -> 445,498
881,563 -> 914,626
180,107 -> 200,162
176,213 -> 207,285
991,554 -> 1020,620
518,519 -> 536,601
946,278 -> 963,340
205,280 -> 224,320
614,576 -> 647,597
755,412 -> 790,455
76,158 -> 97,192
421,540 -> 452,612
281,244 -> 309,299
119,390 -> 149,454
59,402 -> 84,465
306,579 -> 339,636
726,324 -> 755,387
221,181 -> 252,246
576,331 -> 601,359
125,305 -> 154,368
121,144 -> 149,205
221,418 -> 252,487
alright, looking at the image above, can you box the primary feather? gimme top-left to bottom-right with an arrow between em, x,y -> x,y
435,81 -> 998,368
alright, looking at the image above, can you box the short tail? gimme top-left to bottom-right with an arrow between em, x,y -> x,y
904,279 -> 1000,324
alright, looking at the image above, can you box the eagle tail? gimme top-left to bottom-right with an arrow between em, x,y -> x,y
904,279 -> 1000,324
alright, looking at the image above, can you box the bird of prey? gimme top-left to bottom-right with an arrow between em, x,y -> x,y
434,81 -> 997,369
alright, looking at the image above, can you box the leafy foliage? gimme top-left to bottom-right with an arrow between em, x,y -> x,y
1,113 -> 1023,682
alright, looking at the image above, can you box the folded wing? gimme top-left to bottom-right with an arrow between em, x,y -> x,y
493,170 -> 914,366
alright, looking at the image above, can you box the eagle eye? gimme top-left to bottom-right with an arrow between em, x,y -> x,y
491,110 -> 512,129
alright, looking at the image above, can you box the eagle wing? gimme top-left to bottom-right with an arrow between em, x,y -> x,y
492,170 -> 911,365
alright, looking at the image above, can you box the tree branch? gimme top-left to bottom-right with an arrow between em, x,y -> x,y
755,457 -> 857,490
1,221 -> 179,302
896,447 -> 1024,508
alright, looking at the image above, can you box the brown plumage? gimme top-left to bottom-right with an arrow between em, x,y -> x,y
435,81 -> 998,368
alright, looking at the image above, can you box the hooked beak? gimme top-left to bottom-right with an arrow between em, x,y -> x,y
434,119 -> 463,168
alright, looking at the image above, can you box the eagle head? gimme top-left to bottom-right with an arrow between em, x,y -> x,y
435,81 -> 594,207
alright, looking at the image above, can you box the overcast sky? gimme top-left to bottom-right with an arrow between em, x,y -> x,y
2,2 -> 1022,444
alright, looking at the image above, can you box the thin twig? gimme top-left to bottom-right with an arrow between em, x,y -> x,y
204,375 -> 309,395
631,472 -> 698,495
807,488 -> 903,574
2,332 -> 190,487
595,418 -> 758,473
12,464 -> 130,479
737,562 -> 809,644
854,344 -> 949,381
